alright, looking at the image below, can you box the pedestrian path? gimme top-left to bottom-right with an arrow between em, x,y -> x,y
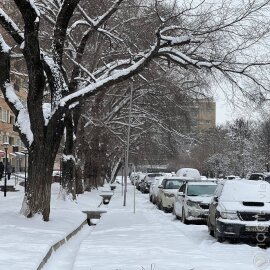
73,186 -> 212,270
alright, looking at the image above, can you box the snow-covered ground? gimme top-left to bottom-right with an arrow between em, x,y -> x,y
1,176 -> 270,270
0,176 -> 107,270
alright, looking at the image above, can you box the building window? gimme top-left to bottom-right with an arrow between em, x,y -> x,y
10,114 -> 15,125
16,138 -> 21,146
3,135 -> 8,144
9,137 -> 15,146
2,110 -> 7,122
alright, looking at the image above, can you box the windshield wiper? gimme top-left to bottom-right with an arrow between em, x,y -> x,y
188,194 -> 198,196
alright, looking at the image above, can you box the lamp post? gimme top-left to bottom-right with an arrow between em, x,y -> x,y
3,142 -> 9,197
22,148 -> 28,194
123,81 -> 133,207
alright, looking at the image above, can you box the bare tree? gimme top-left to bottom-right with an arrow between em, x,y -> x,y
1,0 -> 270,220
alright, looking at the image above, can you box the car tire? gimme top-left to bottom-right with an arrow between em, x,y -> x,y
214,227 -> 225,243
181,208 -> 189,224
150,195 -> 152,202
158,201 -> 163,210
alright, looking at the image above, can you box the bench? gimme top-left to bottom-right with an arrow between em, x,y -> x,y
110,185 -> 117,191
0,185 -> 17,192
82,210 -> 107,226
100,193 -> 113,204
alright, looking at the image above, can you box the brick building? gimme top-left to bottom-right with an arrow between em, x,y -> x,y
0,80 -> 28,172
0,1 -> 28,171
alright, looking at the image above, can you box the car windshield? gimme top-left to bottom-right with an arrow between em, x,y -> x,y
164,180 -> 183,189
187,185 -> 217,196
148,173 -> 163,178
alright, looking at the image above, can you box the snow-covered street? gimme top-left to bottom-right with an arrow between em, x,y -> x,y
1,178 -> 270,270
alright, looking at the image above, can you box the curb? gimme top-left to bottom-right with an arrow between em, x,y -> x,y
37,219 -> 88,270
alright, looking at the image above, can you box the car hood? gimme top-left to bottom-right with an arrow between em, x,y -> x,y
220,201 -> 270,212
163,189 -> 178,195
187,196 -> 212,204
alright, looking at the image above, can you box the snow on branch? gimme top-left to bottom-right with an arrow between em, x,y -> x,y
0,34 -> 10,53
58,45 -> 158,108
4,83 -> 33,145
158,47 -> 221,68
0,9 -> 24,45
43,54 -> 69,108
78,0 -> 123,29
27,0 -> 40,18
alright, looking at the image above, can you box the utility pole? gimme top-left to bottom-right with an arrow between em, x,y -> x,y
123,81 -> 133,206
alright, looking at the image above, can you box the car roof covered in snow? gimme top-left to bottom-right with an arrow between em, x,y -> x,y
188,181 -> 217,186
176,168 -> 201,180
220,179 -> 270,202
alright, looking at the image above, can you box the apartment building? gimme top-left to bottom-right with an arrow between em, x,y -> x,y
190,98 -> 216,131
0,76 -> 28,171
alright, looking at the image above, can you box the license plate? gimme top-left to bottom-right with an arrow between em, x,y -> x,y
245,226 -> 269,232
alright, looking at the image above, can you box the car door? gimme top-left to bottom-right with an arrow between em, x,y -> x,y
175,183 -> 186,216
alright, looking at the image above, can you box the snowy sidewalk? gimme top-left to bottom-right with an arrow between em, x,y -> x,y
0,180 -> 108,270
73,185 -> 268,270
73,186 -> 209,270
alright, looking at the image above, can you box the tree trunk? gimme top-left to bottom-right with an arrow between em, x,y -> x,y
75,163 -> 84,194
21,145 -> 55,221
110,158 -> 122,183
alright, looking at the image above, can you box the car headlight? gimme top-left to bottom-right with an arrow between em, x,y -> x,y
220,211 -> 238,220
164,193 -> 174,197
186,200 -> 200,208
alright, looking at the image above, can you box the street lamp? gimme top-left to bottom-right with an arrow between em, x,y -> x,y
3,142 -> 9,197
22,148 -> 28,194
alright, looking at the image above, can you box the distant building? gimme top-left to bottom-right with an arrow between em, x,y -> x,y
190,98 -> 216,131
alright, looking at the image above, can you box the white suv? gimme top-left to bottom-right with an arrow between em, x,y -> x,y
156,177 -> 184,212
174,181 -> 217,223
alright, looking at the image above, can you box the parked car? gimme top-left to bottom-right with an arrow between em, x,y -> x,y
225,175 -> 241,180
156,177 -> 184,212
150,176 -> 166,204
208,179 -> 270,243
135,173 -> 146,190
140,173 -> 164,194
174,181 -> 217,223
176,168 -> 201,180
149,176 -> 164,202
130,172 -> 140,185
248,172 -> 270,183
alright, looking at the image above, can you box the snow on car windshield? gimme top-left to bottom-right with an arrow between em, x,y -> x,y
187,185 -> 217,196
164,179 -> 183,189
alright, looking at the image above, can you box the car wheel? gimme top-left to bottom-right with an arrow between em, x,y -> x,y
214,227 -> 225,243
181,208 -> 189,224
158,201 -> 163,210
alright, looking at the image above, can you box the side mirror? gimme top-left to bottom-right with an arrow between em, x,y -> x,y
213,196 -> 218,202
178,192 -> 184,196
158,185 -> 163,189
